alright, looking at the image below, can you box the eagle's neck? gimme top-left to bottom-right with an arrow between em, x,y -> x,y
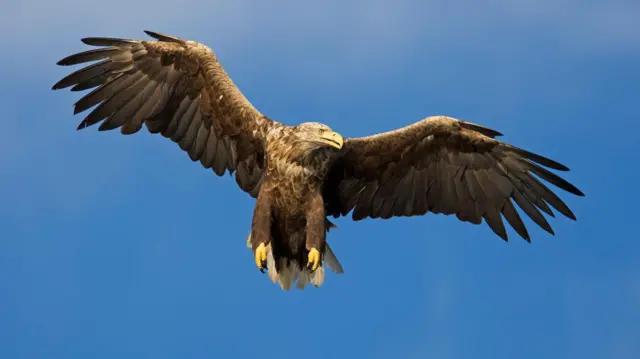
265,128 -> 335,185
267,153 -> 326,183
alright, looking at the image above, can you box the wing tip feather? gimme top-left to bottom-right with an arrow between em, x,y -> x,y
459,120 -> 504,137
76,120 -> 88,131
56,57 -> 77,67
143,30 -> 184,44
81,37 -> 137,47
572,187 -> 585,197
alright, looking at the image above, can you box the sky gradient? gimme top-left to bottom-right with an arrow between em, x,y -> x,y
1,1 -> 639,358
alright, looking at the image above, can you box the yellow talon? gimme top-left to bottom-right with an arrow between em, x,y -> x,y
307,248 -> 320,271
255,243 -> 267,271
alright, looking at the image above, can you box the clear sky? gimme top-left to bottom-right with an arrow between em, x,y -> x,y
1,1 -> 638,358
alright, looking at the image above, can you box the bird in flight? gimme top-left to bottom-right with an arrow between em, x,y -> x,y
52,31 -> 584,290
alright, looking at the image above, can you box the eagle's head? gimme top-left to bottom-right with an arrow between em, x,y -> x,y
266,122 -> 344,176
267,122 -> 344,175
292,122 -> 344,151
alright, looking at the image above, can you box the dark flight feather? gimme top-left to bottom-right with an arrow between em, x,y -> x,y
324,116 -> 583,242
53,30 -> 279,197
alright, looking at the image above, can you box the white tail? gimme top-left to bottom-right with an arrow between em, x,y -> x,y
245,235 -> 343,290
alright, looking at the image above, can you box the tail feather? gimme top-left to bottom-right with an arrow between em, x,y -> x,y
246,234 -> 342,290
323,243 -> 344,274
262,242 -> 328,290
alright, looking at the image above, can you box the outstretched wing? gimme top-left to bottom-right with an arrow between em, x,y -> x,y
53,30 -> 280,197
323,116 -> 584,241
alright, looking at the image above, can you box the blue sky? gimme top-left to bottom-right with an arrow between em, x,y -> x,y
1,1 -> 639,358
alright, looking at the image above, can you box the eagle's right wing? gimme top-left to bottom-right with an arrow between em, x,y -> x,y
53,30 -> 280,197
323,116 -> 583,241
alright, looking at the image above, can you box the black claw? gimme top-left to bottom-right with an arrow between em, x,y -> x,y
307,263 -> 316,272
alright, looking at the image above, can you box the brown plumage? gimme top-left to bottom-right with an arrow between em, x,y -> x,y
53,31 -> 584,290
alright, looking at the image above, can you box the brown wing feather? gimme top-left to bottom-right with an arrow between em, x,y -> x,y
53,30 -> 280,197
323,116 -> 584,242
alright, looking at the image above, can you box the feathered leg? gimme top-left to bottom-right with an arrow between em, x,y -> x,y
250,191 -> 272,272
305,192 -> 326,272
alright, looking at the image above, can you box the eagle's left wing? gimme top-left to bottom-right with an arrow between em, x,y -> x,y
53,31 -> 280,197
323,116 -> 584,241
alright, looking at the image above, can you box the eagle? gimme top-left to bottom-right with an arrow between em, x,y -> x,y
52,31 -> 584,290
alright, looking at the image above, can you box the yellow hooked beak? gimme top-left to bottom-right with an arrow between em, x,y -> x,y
318,131 -> 344,149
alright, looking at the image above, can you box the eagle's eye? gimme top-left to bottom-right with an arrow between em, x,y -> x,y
318,129 -> 325,135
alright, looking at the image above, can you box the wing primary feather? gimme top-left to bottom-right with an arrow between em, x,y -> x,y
511,190 -> 554,235
98,76 -> 158,131
71,73 -> 114,91
100,78 -> 157,130
501,199 -> 530,241
145,92 -> 177,134
522,184 -> 555,217
525,175 -> 576,220
56,47 -> 121,66
77,72 -> 148,129
523,160 -> 584,196
123,69 -> 173,134
510,173 -> 555,217
52,60 -> 113,90
458,121 -> 504,137
508,146 -> 570,171
145,74 -> 186,135
81,37 -> 137,47
73,72 -> 130,115
144,30 -> 185,44
483,207 -> 508,241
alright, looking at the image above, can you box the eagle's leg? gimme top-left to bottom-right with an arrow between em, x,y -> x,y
250,191 -> 272,272
305,193 -> 326,272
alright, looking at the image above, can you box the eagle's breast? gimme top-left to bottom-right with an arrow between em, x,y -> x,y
262,126 -> 332,210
